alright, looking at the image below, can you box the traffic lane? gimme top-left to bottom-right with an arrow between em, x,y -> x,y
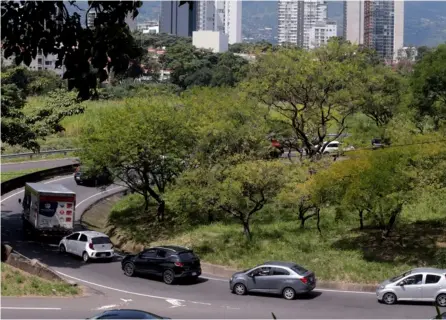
53,262 -> 435,319
1,158 -> 78,172
1,175 -> 124,271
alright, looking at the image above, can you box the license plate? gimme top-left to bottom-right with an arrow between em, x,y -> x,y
192,272 -> 197,276
99,253 -> 105,257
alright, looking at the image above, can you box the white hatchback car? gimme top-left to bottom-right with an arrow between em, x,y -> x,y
59,231 -> 114,262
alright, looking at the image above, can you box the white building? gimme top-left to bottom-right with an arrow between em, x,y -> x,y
343,0 -> 404,62
138,21 -> 160,34
2,51 -> 64,77
308,21 -> 337,49
87,11 -> 137,31
278,0 -> 330,49
192,30 -> 229,53
196,0 -> 242,45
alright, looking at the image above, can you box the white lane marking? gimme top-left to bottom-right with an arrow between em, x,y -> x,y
0,176 -> 72,203
189,301 -> 212,306
166,299 -> 185,308
317,288 -> 376,295
120,298 -> 132,303
56,271 -> 187,302
95,304 -> 119,311
75,186 -> 124,208
1,307 -> 62,310
201,275 -> 376,295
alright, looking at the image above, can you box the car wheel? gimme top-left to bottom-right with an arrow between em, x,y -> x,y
382,292 -> 397,305
163,270 -> 175,285
437,293 -> 446,307
282,287 -> 296,300
123,263 -> 135,277
82,251 -> 89,263
59,244 -> 66,254
233,283 -> 247,295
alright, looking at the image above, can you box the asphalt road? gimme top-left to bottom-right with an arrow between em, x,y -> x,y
1,158 -> 79,172
0,172 -> 443,319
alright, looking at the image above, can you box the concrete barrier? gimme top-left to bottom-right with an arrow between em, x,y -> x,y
5,249 -> 66,282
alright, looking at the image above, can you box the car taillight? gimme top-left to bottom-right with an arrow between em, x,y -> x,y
300,277 -> 308,284
174,262 -> 184,267
89,243 -> 94,250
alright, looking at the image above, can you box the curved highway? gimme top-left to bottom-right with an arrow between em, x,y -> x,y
1,158 -> 79,172
0,170 -> 440,319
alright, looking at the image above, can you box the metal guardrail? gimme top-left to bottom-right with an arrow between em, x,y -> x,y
1,148 -> 80,159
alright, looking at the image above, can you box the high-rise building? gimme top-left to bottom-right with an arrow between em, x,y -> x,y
278,0 -> 335,49
308,21 -> 337,49
159,1 -> 197,37
344,0 -> 404,63
343,0 -> 365,44
196,0 -> 242,44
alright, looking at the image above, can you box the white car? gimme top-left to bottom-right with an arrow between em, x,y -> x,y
59,231 -> 114,262
320,141 -> 355,154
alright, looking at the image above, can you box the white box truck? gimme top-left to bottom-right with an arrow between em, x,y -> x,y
20,183 -> 76,238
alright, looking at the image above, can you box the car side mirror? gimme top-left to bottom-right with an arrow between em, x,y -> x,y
399,281 -> 405,286
18,198 -> 22,204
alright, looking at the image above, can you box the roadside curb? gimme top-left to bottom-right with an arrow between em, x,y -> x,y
200,262 -> 378,293
79,188 -> 127,228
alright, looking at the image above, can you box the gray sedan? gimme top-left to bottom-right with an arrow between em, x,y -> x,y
229,261 -> 316,300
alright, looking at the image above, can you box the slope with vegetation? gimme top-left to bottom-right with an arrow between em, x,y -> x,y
1,3 -> 445,284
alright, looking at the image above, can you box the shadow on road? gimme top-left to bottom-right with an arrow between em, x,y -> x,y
246,290 -> 322,300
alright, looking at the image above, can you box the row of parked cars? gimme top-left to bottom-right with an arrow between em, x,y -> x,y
58,231 -> 446,307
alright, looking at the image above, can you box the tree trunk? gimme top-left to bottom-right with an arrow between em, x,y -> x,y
358,209 -> 364,230
242,221 -> 252,241
316,207 -> 322,235
143,193 -> 150,211
385,204 -> 402,237
157,200 -> 165,222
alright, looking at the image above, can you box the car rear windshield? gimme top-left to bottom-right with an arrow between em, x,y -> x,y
178,251 -> 197,260
92,236 -> 111,245
291,265 -> 308,275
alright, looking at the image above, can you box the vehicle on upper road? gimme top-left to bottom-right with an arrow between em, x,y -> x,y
229,261 -> 316,300
88,309 -> 170,319
59,231 -> 114,262
121,245 -> 202,284
320,140 -> 355,155
74,166 -> 112,186
376,268 -> 446,306
19,183 -> 76,239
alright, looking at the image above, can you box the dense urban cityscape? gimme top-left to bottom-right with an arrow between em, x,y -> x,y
1,1 -> 446,319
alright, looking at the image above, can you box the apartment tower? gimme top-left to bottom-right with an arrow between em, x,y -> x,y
278,0 -> 335,49
159,1 -> 197,37
344,0 -> 404,62
196,0 -> 242,44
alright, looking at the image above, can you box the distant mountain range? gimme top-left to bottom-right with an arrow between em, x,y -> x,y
69,1 -> 446,47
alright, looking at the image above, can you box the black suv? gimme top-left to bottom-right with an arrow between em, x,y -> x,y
121,245 -> 202,284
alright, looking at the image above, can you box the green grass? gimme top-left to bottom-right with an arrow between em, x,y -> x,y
1,263 -> 79,296
0,168 -> 44,183
82,190 -> 446,284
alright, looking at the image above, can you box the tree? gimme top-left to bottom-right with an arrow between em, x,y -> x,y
181,87 -> 271,166
1,67 -> 79,151
171,160 -> 287,240
78,95 -> 195,220
243,39 -> 367,159
1,1 -> 144,101
358,65 -> 406,128
210,52 -> 248,87
411,44 -> 446,131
